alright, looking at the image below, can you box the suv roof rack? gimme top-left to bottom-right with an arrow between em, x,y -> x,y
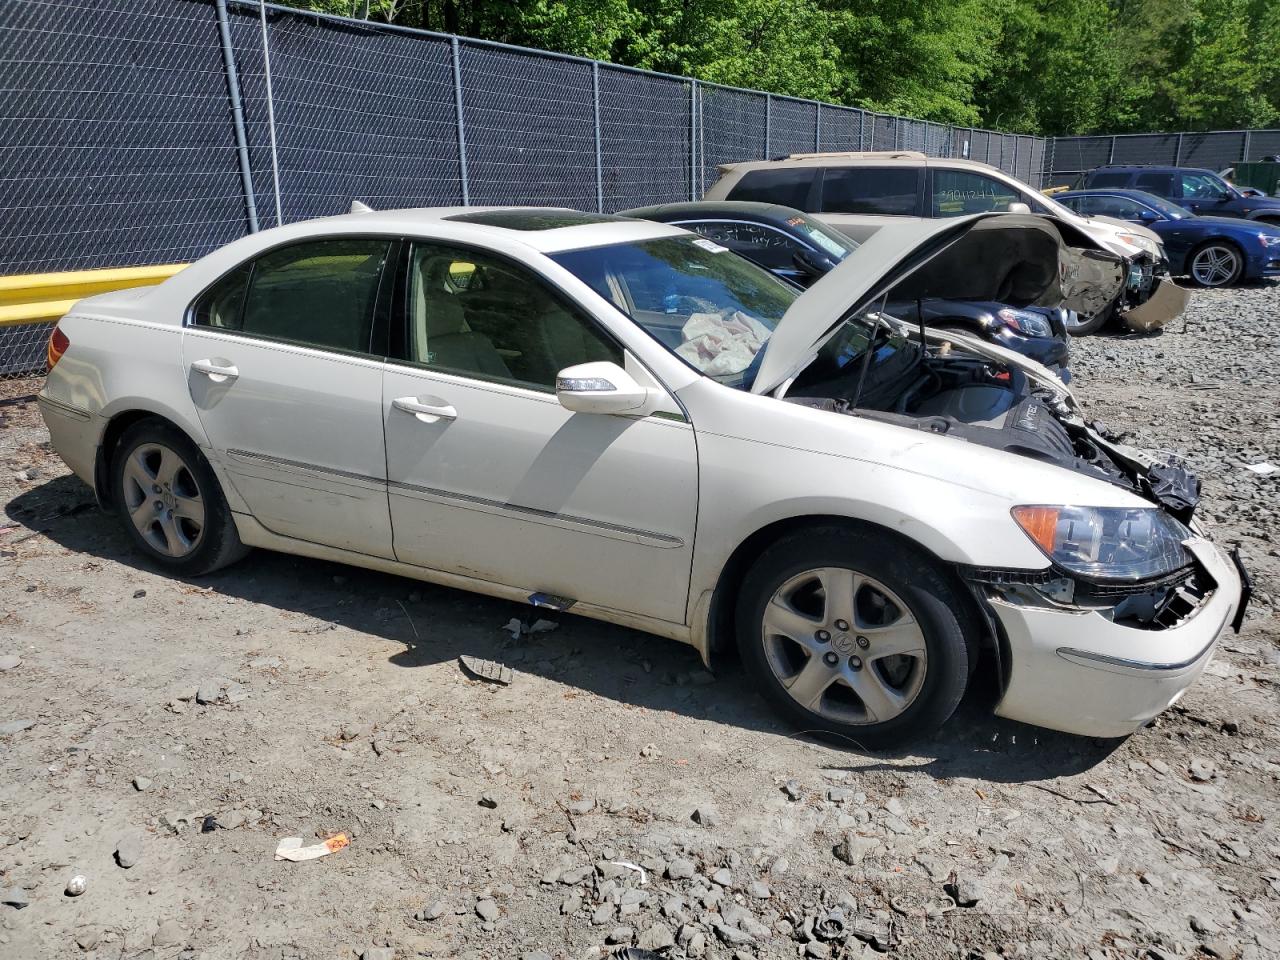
784,150 -> 927,161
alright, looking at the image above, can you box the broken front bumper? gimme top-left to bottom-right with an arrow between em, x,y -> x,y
985,538 -> 1242,738
1121,277 -> 1189,332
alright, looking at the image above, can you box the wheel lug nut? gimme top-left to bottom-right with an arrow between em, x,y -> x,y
834,619 -> 849,631
849,656 -> 863,671
856,635 -> 869,649
152,484 -> 161,494
823,652 -> 839,667
816,629 -> 830,642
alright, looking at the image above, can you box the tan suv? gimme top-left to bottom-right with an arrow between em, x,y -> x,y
703,151 -> 1161,261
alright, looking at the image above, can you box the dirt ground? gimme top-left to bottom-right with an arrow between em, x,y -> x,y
1,285 -> 1278,960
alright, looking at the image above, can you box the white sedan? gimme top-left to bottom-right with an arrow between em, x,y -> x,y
38,206 -> 1247,746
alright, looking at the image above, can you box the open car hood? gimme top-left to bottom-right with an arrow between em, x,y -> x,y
750,214 -> 1071,395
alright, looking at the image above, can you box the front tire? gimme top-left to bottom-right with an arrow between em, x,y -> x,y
1063,304 -> 1111,336
112,419 -> 249,575
1188,241 -> 1244,287
736,526 -> 972,749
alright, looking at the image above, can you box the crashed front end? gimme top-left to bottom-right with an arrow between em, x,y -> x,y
1058,221 -> 1188,333
954,409 -> 1248,737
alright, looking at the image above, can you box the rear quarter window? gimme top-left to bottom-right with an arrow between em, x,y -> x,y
725,169 -> 817,208
818,167 -> 920,216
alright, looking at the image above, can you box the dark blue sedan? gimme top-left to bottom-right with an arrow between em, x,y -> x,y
1056,189 -> 1280,287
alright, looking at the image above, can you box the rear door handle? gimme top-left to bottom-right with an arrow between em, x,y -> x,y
392,396 -> 457,423
191,358 -> 239,382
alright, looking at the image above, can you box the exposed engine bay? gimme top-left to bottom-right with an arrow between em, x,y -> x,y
784,320 -> 1201,523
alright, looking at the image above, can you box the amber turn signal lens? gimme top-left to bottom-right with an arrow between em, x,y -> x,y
1011,505 -> 1060,554
46,326 -> 69,371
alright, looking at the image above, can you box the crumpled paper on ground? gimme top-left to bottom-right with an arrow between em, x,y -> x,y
274,834 -> 349,862
674,310 -> 771,376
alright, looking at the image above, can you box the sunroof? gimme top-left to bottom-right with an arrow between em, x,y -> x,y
445,209 -> 625,231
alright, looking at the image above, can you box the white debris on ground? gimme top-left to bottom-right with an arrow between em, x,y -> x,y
0,283 -> 1277,959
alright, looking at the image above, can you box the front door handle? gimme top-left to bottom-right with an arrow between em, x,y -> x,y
392,396 -> 457,423
191,358 -> 239,382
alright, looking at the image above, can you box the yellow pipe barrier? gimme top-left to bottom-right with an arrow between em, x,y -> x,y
0,263 -> 185,328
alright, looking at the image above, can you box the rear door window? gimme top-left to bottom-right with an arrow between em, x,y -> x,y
929,169 -> 1023,216
1134,172 -> 1176,197
194,239 -> 392,355
819,167 -> 921,216
1087,171 -> 1133,188
724,169 -> 816,208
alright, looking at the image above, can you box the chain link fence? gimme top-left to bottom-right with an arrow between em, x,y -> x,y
1,0 -> 1044,379
1046,129 -> 1280,187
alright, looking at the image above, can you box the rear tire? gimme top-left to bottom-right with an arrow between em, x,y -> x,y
735,526 -> 972,749
112,419 -> 249,576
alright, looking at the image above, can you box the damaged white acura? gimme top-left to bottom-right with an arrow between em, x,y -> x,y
38,206 -> 1249,747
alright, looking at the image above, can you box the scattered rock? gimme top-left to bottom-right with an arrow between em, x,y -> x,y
114,836 -> 142,869
0,655 -> 21,671
64,875 -> 86,897
691,805 -> 719,827
133,776 -> 152,792
415,900 -> 447,921
782,779 -> 803,800
1,887 -> 30,909
667,858 -> 697,880
945,872 -> 985,908
1189,758 -> 1218,782
152,919 -> 185,947
478,793 -> 498,809
833,833 -> 880,865
607,926 -> 635,944
475,898 -> 499,922
361,949 -> 394,960
637,923 -> 675,951
565,798 -> 595,816
0,718 -> 36,736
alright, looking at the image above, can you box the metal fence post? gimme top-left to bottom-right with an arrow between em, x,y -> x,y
591,62 -> 603,213
893,116 -> 900,150
764,93 -> 771,158
1174,132 -> 1184,165
815,103 -> 821,152
450,37 -> 470,205
213,0 -> 259,232
1243,130 -> 1252,163
257,0 -> 283,226
1108,135 -> 1116,164
689,80 -> 698,201
1012,136 -> 1020,179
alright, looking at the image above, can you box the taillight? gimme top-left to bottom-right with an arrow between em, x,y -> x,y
47,326 -> 69,371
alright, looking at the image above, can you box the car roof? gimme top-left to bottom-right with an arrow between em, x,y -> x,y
306,205 -> 684,253
1089,165 -> 1214,176
620,200 -> 807,222
1057,188 -> 1165,202
716,154 -> 1007,175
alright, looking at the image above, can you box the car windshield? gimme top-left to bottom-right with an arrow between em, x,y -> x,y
788,214 -> 857,260
551,235 -> 797,388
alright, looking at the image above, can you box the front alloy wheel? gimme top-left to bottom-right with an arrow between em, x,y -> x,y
762,568 -> 927,725
1189,243 -> 1242,287
737,527 -> 973,748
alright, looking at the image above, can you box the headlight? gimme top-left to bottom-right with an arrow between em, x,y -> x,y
995,307 -> 1053,338
1259,234 -> 1280,248
1117,231 -> 1160,257
1011,505 -> 1191,581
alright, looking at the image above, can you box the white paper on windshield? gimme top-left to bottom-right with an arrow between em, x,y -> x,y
691,237 -> 729,254
675,311 -> 771,376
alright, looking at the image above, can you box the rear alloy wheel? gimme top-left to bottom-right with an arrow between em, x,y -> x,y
1062,305 -> 1110,336
112,419 -> 249,575
1188,242 -> 1243,287
737,527 -> 972,748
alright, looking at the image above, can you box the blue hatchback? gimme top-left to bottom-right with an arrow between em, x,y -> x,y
1056,189 -> 1280,287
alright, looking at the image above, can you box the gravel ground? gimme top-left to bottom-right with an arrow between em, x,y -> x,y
1,283 -> 1278,960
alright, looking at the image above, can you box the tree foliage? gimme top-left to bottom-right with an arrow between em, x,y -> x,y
280,0 -> 1280,135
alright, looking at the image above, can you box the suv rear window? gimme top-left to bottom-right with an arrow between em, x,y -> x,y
725,169 -> 816,208
819,168 -> 919,216
1087,171 -> 1132,188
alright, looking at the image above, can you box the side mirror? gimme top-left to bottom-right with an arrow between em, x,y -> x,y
1006,201 -> 1032,215
556,361 -> 652,416
792,247 -> 832,279
1137,208 -> 1159,222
